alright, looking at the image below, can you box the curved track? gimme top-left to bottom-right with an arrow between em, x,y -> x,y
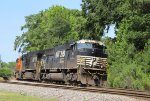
0,80 -> 150,101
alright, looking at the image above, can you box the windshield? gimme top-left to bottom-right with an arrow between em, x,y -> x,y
77,43 -> 92,49
77,43 -> 103,49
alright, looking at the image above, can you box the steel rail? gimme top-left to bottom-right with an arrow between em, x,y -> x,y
0,80 -> 150,101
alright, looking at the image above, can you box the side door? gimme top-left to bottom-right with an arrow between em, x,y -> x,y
65,44 -> 76,69
54,50 -> 65,69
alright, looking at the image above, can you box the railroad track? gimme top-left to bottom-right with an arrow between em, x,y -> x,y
0,80 -> 150,101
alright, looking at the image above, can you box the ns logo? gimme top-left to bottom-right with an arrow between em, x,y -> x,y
90,57 -> 98,67
55,50 -> 65,58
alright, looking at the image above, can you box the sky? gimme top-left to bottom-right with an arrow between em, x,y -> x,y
0,0 -> 115,62
0,0 -> 82,62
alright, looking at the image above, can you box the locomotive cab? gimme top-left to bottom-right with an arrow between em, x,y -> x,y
68,40 -> 107,69
67,40 -> 108,86
77,42 -> 107,57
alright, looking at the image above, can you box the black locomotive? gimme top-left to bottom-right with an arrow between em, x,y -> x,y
15,39 -> 108,86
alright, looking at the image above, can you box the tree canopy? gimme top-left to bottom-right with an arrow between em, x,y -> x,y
81,0 -> 150,39
14,6 -> 87,53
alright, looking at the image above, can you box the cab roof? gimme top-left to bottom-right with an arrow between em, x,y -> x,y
76,39 -> 105,46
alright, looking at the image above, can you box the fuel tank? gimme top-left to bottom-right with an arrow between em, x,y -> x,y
46,73 -> 64,81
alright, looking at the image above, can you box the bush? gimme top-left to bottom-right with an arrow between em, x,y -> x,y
0,67 -> 12,77
108,62 -> 150,90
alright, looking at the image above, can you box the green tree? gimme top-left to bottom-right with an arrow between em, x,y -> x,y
81,0 -> 150,39
14,5 -> 86,53
0,67 -> 12,77
0,61 -> 15,78
1,62 -> 15,69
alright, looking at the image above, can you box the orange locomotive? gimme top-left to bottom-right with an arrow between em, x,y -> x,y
15,57 -> 22,79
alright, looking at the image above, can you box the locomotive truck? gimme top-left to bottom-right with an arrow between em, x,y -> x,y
15,39 -> 108,86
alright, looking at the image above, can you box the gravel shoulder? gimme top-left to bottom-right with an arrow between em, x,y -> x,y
0,83 -> 143,101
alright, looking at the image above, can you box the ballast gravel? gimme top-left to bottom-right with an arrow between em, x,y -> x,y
0,83 -> 143,101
